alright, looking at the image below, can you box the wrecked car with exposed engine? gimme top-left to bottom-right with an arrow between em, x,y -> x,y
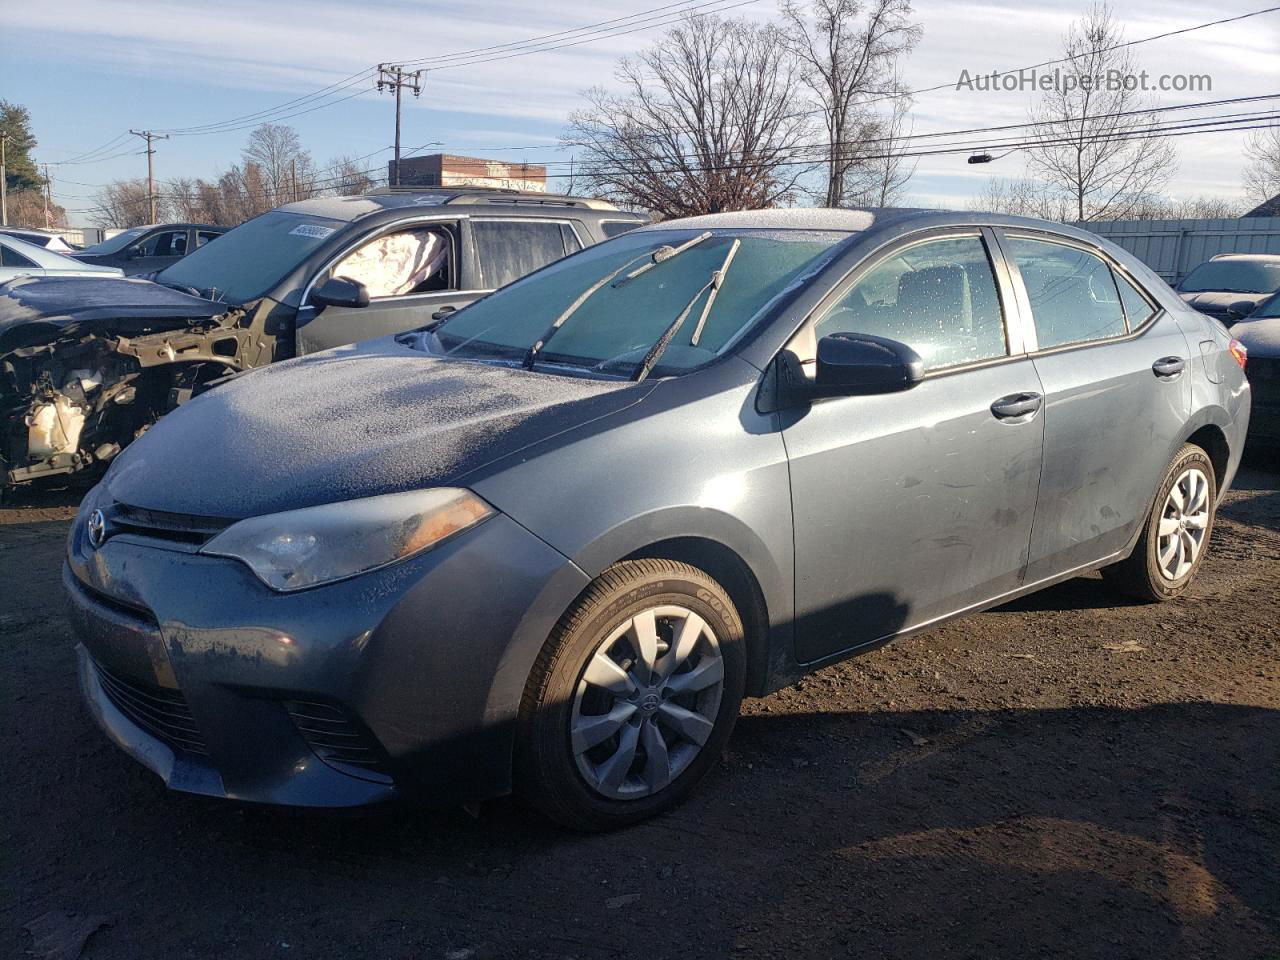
0,188 -> 643,492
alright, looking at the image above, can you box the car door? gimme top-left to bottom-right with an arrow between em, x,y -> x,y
295,219 -> 473,355
123,228 -> 190,275
997,231 -> 1193,581
781,229 -> 1045,664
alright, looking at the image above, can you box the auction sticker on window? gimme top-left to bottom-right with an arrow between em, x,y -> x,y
289,224 -> 337,240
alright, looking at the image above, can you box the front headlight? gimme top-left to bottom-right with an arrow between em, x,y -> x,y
200,488 -> 494,592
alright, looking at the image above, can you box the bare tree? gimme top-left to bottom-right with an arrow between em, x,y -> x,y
6,189 -> 65,229
326,154 -> 377,196
90,178 -> 159,228
243,123 -> 317,206
973,177 -> 1072,220
563,13 -> 813,218
1242,124 -> 1280,212
1025,4 -> 1176,221
780,0 -> 921,207
850,84 -> 917,206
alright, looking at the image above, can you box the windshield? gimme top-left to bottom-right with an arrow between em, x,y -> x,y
156,211 -> 344,303
427,229 -> 843,378
1179,260 -> 1280,294
1254,292 -> 1280,319
79,227 -> 148,256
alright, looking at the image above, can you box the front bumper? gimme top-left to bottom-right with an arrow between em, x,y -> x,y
65,499 -> 589,807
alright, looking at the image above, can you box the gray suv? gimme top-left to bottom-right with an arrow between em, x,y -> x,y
63,208 -> 1250,830
0,189 -> 646,490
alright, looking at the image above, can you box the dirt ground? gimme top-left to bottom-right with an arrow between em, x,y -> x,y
2,458 -> 1278,960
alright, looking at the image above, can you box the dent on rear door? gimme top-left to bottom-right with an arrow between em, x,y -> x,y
1024,313 -> 1192,581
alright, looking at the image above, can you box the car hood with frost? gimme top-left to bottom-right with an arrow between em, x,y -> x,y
103,338 -> 657,518
0,274 -> 226,351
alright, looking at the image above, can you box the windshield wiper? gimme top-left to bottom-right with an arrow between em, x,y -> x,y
522,231 -> 713,370
631,239 -> 740,382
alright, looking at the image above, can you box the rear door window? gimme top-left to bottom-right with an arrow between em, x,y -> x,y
1007,237 -> 1127,348
1114,270 -> 1157,328
196,231 -> 221,247
1,245 -> 38,268
814,234 -> 1009,371
472,220 -> 578,289
139,230 -> 189,258
601,220 -> 644,238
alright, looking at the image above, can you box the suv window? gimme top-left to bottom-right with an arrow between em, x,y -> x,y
1,245 -> 38,268
196,231 -> 221,247
1008,237 -> 1126,349
138,230 -> 188,258
814,234 -> 1008,371
601,220 -> 643,238
330,226 -> 454,299
473,220 -> 578,289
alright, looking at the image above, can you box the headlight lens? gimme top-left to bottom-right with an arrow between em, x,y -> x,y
200,488 -> 494,592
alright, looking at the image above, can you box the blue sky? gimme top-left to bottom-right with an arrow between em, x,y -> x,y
3,0 -> 1277,225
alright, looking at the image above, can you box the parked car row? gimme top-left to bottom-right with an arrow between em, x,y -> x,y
56,206 -> 1251,830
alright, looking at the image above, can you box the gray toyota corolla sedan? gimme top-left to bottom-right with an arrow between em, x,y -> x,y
65,208 -> 1251,830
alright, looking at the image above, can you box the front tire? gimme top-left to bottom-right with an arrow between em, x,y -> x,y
516,559 -> 746,831
1103,443 -> 1217,602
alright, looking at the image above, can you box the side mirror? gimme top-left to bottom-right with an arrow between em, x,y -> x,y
813,333 -> 925,396
312,276 -> 370,310
1225,299 -> 1256,321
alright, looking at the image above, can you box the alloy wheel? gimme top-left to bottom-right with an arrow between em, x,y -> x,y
1157,466 -> 1211,581
570,605 -> 725,800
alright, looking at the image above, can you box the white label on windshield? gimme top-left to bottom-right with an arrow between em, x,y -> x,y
289,224 -> 336,240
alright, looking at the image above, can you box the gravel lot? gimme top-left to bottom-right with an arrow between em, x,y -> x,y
3,459 -> 1278,960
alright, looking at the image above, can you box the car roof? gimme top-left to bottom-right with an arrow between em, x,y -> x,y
1207,253 -> 1280,262
275,189 -> 642,224
0,233 -> 91,268
635,207 -> 1112,242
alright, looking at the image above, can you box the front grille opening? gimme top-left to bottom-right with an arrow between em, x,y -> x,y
109,502 -> 232,546
92,658 -> 209,756
284,700 -> 393,784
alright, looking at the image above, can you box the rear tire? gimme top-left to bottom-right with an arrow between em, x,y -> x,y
1103,444 -> 1217,602
515,559 -> 745,831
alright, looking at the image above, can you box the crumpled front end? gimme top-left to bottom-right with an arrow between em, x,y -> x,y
0,276 -> 272,490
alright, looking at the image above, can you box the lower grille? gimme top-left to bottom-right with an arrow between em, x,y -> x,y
92,659 -> 209,756
284,700 -> 391,779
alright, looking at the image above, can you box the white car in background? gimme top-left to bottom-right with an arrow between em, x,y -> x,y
0,234 -> 125,283
0,228 -> 79,254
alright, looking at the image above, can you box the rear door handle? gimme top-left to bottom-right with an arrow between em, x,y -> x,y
990,392 -> 1043,420
1152,356 -> 1185,378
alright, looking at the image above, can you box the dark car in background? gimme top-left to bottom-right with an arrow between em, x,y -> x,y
1232,291 -> 1280,449
70,223 -> 228,276
1175,253 -> 1280,324
63,208 -> 1249,830
0,189 -> 646,491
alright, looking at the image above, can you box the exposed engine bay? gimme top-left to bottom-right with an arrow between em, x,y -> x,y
0,276 -> 280,493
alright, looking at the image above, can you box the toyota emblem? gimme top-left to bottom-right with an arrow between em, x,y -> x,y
87,509 -> 107,549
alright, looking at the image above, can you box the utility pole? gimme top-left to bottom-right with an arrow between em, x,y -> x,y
129,129 -> 169,223
1,133 -> 8,226
376,64 -> 423,187
43,163 -> 51,228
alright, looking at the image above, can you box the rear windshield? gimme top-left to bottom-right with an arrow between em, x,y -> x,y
1179,260 -> 1280,294
430,229 -> 844,378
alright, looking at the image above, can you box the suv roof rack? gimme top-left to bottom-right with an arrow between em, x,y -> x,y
367,185 -> 619,211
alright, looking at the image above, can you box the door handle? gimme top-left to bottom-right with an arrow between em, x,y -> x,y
1152,356 -> 1185,378
990,392 -> 1043,420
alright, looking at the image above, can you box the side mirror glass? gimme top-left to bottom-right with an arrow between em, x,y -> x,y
312,276 -> 370,310
1225,299 -> 1256,321
813,332 -> 925,396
